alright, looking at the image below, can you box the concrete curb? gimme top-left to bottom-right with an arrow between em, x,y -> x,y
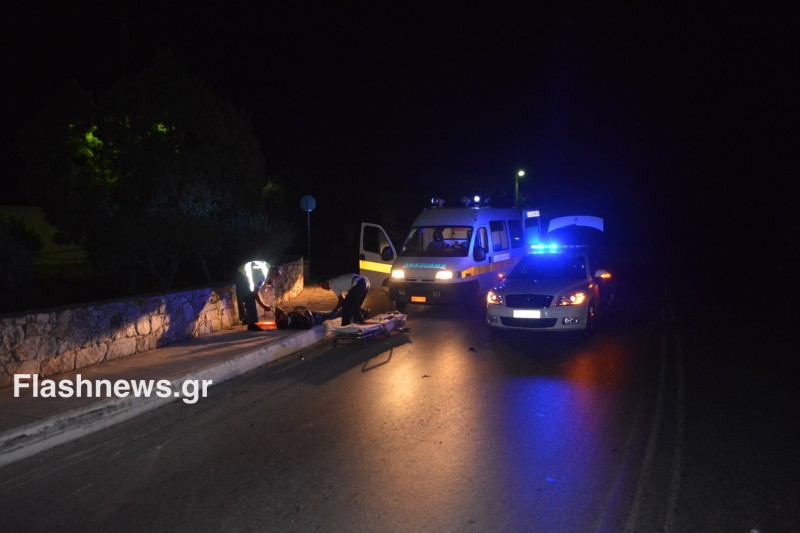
0,321 -> 340,468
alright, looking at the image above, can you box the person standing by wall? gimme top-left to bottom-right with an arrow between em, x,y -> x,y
318,273 -> 370,325
235,260 -> 280,331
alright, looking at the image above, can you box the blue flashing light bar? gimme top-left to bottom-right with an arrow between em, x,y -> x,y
530,243 -> 590,253
531,243 -> 560,253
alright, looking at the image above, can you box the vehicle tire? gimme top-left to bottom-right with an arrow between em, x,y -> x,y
583,303 -> 597,337
488,325 -> 505,337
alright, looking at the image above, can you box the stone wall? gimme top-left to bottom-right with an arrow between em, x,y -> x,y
268,258 -> 305,307
0,258 -> 304,389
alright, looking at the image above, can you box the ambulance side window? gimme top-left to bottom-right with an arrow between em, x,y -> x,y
475,227 -> 489,253
363,225 -> 390,254
490,220 -> 509,251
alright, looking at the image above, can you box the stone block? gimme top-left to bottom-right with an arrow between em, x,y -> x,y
107,337 -> 137,360
16,336 -> 42,362
135,315 -> 151,335
40,352 -> 76,378
35,337 -> 59,361
16,359 -> 41,376
75,343 -> 108,369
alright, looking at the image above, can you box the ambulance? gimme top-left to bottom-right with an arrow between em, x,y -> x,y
359,197 -> 537,311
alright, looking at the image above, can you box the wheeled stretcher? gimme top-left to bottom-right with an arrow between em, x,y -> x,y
331,311 -> 408,347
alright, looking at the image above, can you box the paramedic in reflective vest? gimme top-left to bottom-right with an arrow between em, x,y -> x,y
236,260 -> 278,331
318,273 -> 370,325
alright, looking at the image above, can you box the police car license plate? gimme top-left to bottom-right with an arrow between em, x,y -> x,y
411,296 -> 426,303
513,309 -> 541,319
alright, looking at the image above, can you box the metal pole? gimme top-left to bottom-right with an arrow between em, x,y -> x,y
307,210 -> 311,275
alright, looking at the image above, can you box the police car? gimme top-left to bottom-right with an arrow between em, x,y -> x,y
485,243 -> 614,334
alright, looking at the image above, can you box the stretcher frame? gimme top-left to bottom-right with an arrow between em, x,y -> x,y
331,311 -> 409,347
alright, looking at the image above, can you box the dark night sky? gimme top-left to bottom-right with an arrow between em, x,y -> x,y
2,3 -> 796,268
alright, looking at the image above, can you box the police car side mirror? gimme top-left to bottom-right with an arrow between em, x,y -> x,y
473,247 -> 486,262
381,246 -> 394,261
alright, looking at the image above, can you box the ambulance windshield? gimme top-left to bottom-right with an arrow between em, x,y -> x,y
399,226 -> 472,257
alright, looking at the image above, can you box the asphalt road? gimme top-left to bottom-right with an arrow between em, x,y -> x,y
0,260 -> 797,532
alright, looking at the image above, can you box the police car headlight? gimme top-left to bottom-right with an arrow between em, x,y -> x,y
435,270 -> 454,280
391,269 -> 405,279
487,290 -> 503,305
555,291 -> 586,306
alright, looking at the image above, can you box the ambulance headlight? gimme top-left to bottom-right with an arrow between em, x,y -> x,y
391,269 -> 405,279
435,270 -> 454,280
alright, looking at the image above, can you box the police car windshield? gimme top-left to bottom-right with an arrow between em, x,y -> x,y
399,226 -> 471,257
508,253 -> 587,280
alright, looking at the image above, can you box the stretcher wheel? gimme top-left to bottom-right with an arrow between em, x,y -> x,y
332,339 -> 338,348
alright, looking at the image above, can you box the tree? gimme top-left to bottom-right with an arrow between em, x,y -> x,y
0,216 -> 43,290
17,50 -> 293,291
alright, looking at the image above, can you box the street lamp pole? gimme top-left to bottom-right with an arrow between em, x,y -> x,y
515,169 -> 525,208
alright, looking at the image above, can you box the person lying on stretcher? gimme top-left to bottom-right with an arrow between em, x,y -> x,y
266,306 -> 371,330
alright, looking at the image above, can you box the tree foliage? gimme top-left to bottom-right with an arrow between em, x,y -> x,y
0,216 -> 43,290
17,50 -> 293,291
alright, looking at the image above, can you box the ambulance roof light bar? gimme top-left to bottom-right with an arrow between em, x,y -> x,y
460,195 -> 490,207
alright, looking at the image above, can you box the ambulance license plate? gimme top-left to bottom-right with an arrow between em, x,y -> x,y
411,296 -> 427,303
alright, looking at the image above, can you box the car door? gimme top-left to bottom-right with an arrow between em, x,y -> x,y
359,222 -> 397,290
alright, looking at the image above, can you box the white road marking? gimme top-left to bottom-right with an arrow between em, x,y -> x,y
624,332 -> 667,532
665,336 -> 685,533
